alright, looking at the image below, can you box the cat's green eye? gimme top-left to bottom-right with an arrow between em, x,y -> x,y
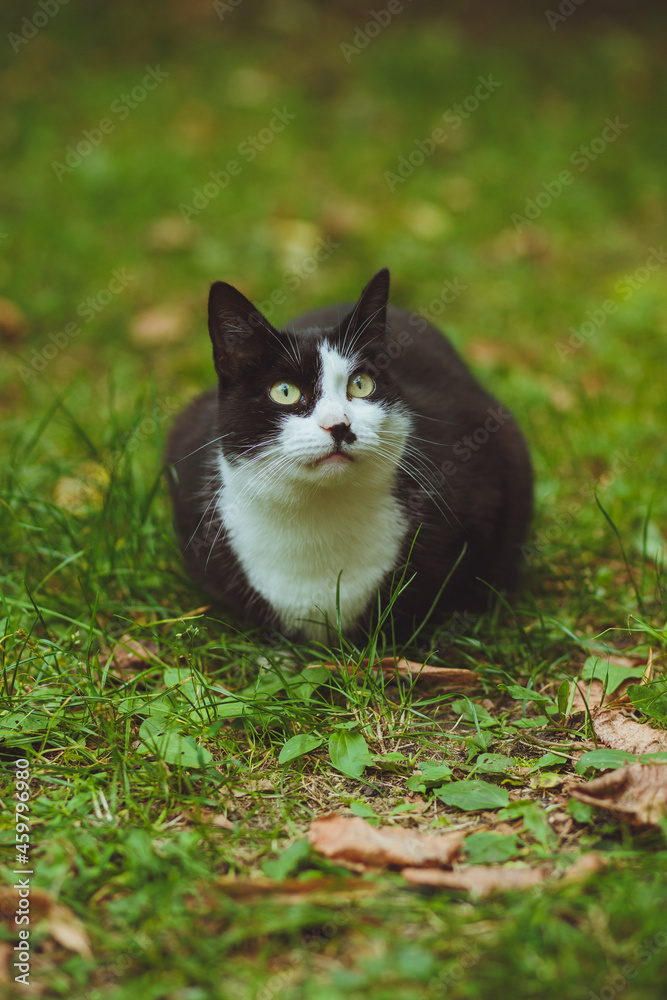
270,381 -> 302,405
347,373 -> 375,398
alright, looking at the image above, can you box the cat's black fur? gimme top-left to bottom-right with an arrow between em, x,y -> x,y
166,269 -> 533,641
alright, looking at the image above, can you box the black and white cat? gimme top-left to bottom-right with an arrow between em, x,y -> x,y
166,269 -> 533,642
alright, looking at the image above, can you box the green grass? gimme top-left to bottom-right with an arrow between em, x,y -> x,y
2,5 -> 667,998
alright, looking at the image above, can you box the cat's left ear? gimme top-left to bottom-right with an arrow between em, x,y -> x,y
207,281 -> 276,381
343,267 -> 390,348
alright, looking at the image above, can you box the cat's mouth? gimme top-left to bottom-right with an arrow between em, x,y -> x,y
312,449 -> 353,467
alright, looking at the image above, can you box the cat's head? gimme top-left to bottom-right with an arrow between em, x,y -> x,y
207,268 -> 411,492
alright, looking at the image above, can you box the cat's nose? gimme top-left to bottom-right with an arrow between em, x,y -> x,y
327,422 -> 357,447
319,410 -> 350,430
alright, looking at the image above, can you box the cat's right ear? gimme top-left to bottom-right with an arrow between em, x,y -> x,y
207,281 -> 274,380
342,268 -> 390,350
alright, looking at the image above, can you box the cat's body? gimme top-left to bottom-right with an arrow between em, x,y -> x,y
166,269 -> 533,642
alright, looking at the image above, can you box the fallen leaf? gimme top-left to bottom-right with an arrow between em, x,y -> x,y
570,763 -> 667,825
441,175 -> 477,212
211,814 -> 234,829
596,653 -> 644,669
270,218 -> 323,268
310,658 -> 477,688
401,201 -> 451,240
379,658 -> 477,686
546,381 -> 576,412
184,809 -> 234,830
570,680 -> 633,713
401,863 -> 549,894
49,904 -> 93,957
308,813 -> 464,870
0,297 -> 28,343
0,887 -> 91,957
491,226 -> 551,263
569,654 -> 649,713
319,198 -> 371,236
130,304 -> 190,345
176,604 -> 211,619
53,460 -> 110,514
233,779 -> 275,796
0,941 -> 11,985
227,68 -> 278,108
145,215 -> 195,251
214,875 -> 375,901
529,771 -> 564,789
101,633 -> 160,674
591,707 -> 667,755
560,852 -> 607,884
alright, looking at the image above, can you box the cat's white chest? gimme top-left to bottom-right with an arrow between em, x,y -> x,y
217,466 -> 408,639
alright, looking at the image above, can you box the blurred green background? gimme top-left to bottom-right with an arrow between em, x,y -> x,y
2,1 -> 666,527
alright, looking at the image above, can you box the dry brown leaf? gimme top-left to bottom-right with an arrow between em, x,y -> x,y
233,779 -> 274,797
591,707 -> 667,755
184,809 -> 234,830
491,226 -> 551,263
401,864 -> 549,894
0,297 -> 28,343
145,215 -> 195,251
0,887 -> 91,957
53,460 -> 110,514
308,813 -> 464,870
310,658 -> 477,688
0,941 -> 12,984
49,904 -> 93,957
560,852 -> 607,884
101,634 -> 160,674
176,604 -> 211,619
571,763 -> 667,825
378,658 -> 477,686
589,654 -> 645,669
570,679 -> 633,713
570,653 -> 651,713
320,198 -> 372,236
214,875 -> 374,901
271,218 -> 323,268
211,814 -> 234,830
130,304 -> 190,345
